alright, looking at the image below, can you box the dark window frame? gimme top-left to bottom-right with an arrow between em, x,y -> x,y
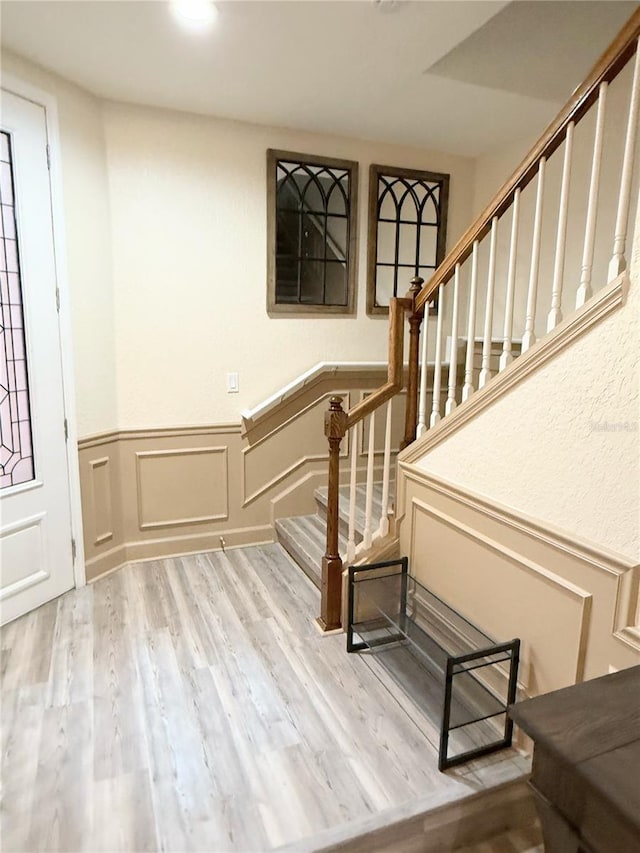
267,149 -> 359,315
366,164 -> 449,316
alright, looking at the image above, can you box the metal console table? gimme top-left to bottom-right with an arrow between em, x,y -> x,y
347,557 -> 520,771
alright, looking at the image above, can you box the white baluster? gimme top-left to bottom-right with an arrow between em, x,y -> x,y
430,283 -> 445,426
446,264 -> 461,415
609,42 -> 640,280
548,123 -> 575,332
346,424 -> 358,563
462,241 -> 479,402
522,157 -> 546,352
362,412 -> 375,550
416,305 -> 430,437
479,217 -> 499,388
376,400 -> 393,538
500,189 -> 521,371
577,82 -> 608,308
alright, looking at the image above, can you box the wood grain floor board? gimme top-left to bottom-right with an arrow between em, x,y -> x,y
1,543 -> 531,852
90,770 -> 159,852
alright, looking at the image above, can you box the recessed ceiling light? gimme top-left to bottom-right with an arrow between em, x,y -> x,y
170,0 -> 218,31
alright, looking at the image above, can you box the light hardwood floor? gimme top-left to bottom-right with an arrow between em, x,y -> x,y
1,544 -> 537,852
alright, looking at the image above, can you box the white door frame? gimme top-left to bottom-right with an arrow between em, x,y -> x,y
2,73 -> 86,588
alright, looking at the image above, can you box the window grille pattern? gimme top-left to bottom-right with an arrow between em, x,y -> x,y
268,150 -> 358,314
367,165 -> 449,314
276,160 -> 350,305
0,131 -> 34,489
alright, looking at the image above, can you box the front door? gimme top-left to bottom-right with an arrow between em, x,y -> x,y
0,88 -> 75,624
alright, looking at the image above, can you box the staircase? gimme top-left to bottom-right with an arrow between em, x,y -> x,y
312,11 -> 640,630
275,480 -> 394,588
245,11 -> 640,631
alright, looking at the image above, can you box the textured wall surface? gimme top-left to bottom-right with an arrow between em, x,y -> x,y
102,102 -> 475,428
417,209 -> 640,561
3,51 -> 476,436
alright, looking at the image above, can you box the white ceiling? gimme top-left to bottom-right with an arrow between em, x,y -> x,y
0,0 -> 637,156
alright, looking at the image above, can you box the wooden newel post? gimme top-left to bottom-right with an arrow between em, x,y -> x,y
319,395 -> 348,631
401,276 -> 424,449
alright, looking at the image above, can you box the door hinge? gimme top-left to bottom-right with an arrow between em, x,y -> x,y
46,144 -> 51,170
71,538 -> 77,562
55,288 -> 61,312
64,418 -> 69,441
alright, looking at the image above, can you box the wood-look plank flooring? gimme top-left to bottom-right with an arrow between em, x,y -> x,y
2,544 -> 530,852
456,821 -> 542,853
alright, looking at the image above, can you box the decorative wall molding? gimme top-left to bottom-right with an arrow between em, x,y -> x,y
397,465 -> 637,578
78,423 -> 241,449
241,390 -> 351,506
409,497 -> 593,687
400,272 -> 629,465
135,446 -> 229,530
613,564 -> 640,652
78,372 -> 390,582
241,362 -> 389,434
88,456 -> 113,545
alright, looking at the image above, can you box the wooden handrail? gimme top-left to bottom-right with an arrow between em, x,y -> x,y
345,294 -> 412,429
415,8 -> 640,312
318,290 -> 414,631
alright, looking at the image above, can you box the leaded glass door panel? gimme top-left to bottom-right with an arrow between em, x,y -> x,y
0,89 -> 75,624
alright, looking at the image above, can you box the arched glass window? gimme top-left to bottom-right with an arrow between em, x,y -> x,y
367,164 -> 449,315
267,150 -> 358,314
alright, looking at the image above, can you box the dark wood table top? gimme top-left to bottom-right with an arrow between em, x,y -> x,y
509,665 -> 640,838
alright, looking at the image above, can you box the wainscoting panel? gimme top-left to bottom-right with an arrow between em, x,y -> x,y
242,391 -> 352,506
409,498 -> 591,695
136,446 -> 228,530
78,433 -> 124,581
89,456 -> 113,545
397,465 -> 640,698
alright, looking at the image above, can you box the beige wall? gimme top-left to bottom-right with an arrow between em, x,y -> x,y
1,50 -> 118,436
3,50 -> 477,436
102,101 -> 475,429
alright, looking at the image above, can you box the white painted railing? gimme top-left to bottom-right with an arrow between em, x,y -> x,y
320,12 -> 640,629
345,401 -> 397,562
412,19 -> 640,439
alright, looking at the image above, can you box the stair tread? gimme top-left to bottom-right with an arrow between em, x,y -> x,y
277,483 -> 396,588
315,482 -> 395,536
275,515 -> 348,590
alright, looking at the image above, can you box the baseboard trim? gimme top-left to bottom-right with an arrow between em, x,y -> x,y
85,524 -> 274,582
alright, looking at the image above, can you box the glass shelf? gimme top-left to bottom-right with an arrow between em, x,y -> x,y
347,558 -> 520,770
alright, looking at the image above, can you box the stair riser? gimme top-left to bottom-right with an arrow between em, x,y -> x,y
276,523 -> 321,589
275,517 -> 324,588
314,495 -> 364,545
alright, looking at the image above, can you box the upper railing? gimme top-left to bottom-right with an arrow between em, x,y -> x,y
415,9 -> 640,314
318,9 -> 640,631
